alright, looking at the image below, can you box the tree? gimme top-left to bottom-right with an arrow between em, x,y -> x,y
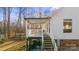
3,7 -> 7,38
3,7 -> 12,39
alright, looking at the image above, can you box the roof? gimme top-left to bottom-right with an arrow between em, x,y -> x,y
24,17 -> 51,20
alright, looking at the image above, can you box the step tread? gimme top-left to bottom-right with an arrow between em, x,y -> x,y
44,42 -> 52,43
44,41 -> 52,42
44,39 -> 51,40
44,47 -> 54,48
44,43 -> 52,45
44,45 -> 53,46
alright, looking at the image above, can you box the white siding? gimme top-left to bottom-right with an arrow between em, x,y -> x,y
50,7 -> 79,39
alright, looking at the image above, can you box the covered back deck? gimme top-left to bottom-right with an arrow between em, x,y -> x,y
24,17 -> 53,51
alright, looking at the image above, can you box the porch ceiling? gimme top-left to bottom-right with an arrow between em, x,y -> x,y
27,19 -> 49,24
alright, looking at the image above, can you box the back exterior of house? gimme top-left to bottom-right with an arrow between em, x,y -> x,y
50,7 -> 79,49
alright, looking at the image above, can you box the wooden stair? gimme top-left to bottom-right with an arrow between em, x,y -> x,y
43,34 -> 54,51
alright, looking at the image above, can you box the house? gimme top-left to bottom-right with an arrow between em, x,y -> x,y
50,7 -> 79,50
24,7 -> 79,51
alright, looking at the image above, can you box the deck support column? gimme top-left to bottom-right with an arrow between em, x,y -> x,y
41,28 -> 44,50
25,20 -> 29,50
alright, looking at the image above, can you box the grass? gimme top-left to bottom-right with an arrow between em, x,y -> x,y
15,45 -> 26,51
0,38 -> 8,44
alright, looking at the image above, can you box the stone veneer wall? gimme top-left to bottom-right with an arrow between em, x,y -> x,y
60,40 -> 79,47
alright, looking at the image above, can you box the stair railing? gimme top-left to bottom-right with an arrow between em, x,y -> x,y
46,33 -> 58,51
50,34 -> 58,51
41,28 -> 58,51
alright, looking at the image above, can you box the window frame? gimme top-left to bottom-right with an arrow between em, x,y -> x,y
63,19 -> 72,33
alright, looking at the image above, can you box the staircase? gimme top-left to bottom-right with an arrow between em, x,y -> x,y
43,34 -> 54,51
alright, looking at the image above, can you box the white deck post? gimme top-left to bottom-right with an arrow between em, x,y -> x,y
41,26 -> 44,50
26,21 -> 29,50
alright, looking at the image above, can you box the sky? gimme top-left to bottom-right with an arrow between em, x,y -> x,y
0,7 -> 55,22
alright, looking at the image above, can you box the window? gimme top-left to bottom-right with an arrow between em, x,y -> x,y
63,19 -> 72,33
